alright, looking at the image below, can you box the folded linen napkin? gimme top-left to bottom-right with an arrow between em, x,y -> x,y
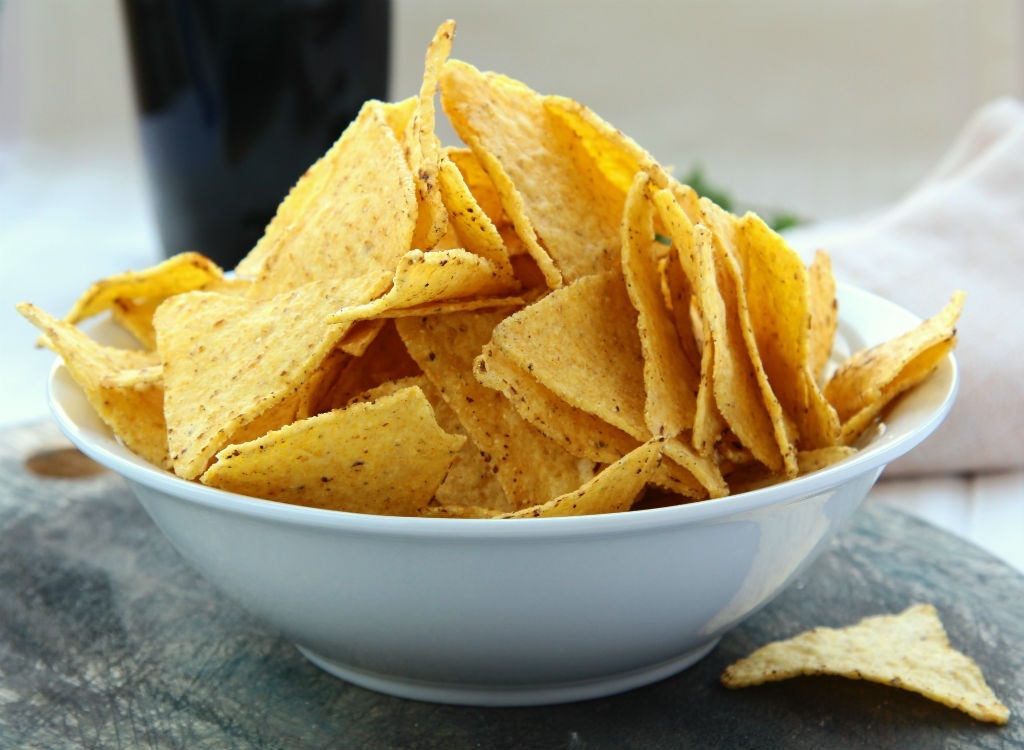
785,97 -> 1024,477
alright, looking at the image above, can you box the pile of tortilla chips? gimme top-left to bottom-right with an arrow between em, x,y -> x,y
18,21 -> 963,518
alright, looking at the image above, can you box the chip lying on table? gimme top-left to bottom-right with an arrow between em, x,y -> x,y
16,19 -> 964,518
721,604 -> 1009,725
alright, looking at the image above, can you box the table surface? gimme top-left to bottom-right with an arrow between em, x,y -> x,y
1,421 -> 1021,750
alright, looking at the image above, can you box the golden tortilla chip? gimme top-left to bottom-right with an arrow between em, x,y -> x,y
17,303 -> 169,468
396,308 -> 594,509
327,248 -> 517,325
242,100 -> 418,298
63,252 -> 222,326
445,146 -> 510,232
807,249 -> 838,382
694,223 -> 795,475
543,94 -> 653,197
405,20 -> 454,251
201,385 -> 464,516
825,292 -> 964,444
154,273 -> 391,479
737,212 -> 839,450
503,438 -> 663,518
443,115 -> 562,288
440,59 -> 622,284
796,445 -> 858,474
721,603 -> 1009,725
651,188 -> 723,454
660,437 -> 729,499
438,155 -> 517,283
484,270 -> 649,441
621,172 -> 700,437
107,274 -> 250,351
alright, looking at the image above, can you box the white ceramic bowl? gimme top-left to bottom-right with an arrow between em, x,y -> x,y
47,283 -> 957,706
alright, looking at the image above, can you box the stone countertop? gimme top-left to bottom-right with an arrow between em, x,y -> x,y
1,421 -> 1021,749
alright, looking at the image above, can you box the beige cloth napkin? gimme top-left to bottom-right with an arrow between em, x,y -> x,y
786,97 -> 1024,477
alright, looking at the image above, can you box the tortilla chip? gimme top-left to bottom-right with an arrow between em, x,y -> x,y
797,445 -> 857,474
737,212 -> 839,450
445,146 -> 509,230
242,100 -> 418,298
17,303 -> 169,468
404,20 -> 454,251
485,270 -> 649,441
61,252 -> 223,327
543,94 -> 653,197
621,172 -> 700,436
825,292 -> 964,444
807,249 -> 838,382
721,603 -> 1009,725
154,273 -> 391,479
660,437 -> 729,499
396,308 -> 594,509
327,248 -> 517,325
201,386 -> 464,516
437,155 -> 517,283
652,188 -> 724,454
440,59 -> 622,284
694,223 -> 794,475
503,438 -> 663,518
442,116 -> 562,288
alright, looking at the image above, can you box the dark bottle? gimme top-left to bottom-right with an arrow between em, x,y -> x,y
121,0 -> 391,270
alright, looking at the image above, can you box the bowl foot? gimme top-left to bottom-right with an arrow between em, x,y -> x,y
297,638 -> 720,706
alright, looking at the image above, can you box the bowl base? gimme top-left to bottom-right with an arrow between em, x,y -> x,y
297,638 -> 720,707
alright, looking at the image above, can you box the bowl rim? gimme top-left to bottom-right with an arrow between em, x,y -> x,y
46,282 -> 958,540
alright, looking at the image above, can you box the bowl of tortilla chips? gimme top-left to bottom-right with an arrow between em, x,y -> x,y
26,21 -> 961,705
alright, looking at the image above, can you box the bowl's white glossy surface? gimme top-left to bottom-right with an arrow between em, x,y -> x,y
47,284 -> 957,706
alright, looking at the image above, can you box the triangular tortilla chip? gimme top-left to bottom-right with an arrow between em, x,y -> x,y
651,187 -> 724,455
721,603 -> 1009,725
437,154 -> 517,284
694,222 -> 796,475
485,270 -> 650,441
405,20 -> 454,251
660,437 -> 729,499
327,248 -> 517,325
737,212 -> 839,450
201,386 -> 464,516
62,252 -> 223,326
503,438 -> 663,518
825,292 -> 964,444
621,172 -> 700,437
154,273 -> 391,479
242,100 -> 417,298
807,249 -> 838,383
440,59 -> 622,284
445,146 -> 510,233
18,303 -> 169,468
